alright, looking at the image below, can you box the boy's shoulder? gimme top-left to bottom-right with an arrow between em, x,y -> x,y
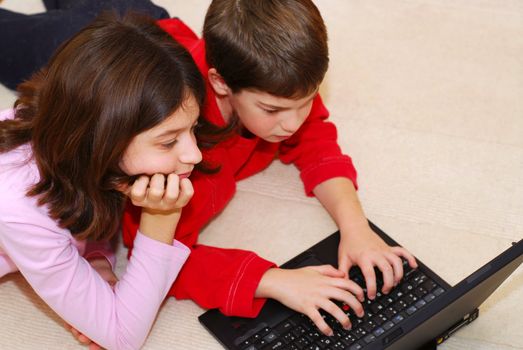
157,18 -> 200,50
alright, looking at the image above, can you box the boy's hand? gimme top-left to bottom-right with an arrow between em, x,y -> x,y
256,266 -> 365,336
65,258 -> 117,349
338,223 -> 418,300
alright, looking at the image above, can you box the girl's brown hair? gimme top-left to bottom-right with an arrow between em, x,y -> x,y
203,0 -> 329,98
0,12 -> 207,241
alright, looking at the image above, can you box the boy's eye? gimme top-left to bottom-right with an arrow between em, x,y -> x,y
263,108 -> 279,114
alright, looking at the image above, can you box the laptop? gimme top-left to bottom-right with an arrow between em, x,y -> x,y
199,221 -> 523,350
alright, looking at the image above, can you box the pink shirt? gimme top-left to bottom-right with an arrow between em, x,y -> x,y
0,109 -> 190,349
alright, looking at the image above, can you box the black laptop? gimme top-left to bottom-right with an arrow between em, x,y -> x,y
199,221 -> 523,350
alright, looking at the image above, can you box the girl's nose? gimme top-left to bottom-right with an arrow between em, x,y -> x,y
180,135 -> 202,165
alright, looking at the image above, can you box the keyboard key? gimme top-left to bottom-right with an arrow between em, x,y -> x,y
415,299 -> 427,309
373,327 -> 385,337
392,300 -> 407,312
380,296 -> 395,307
261,340 -> 285,350
421,280 -> 437,292
317,337 -> 334,347
363,334 -> 376,344
401,283 -> 414,294
382,321 -> 395,330
263,332 -> 278,343
392,314 -> 404,324
349,343 -> 363,350
433,287 -> 445,296
332,341 -> 346,349
283,332 -> 297,344
414,287 -> 427,298
373,314 -> 387,326
274,320 -> 295,335
390,289 -> 404,300
406,306 -> 417,315
423,293 -> 436,303
369,302 -> 384,314
384,307 -> 397,319
292,326 -> 306,338
341,333 -> 357,345
403,293 -> 418,304
353,328 -> 367,339
295,337 -> 310,349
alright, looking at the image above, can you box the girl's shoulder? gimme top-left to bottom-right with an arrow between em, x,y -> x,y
0,145 -> 40,212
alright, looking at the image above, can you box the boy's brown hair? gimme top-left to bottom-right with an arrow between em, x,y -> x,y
203,0 -> 329,98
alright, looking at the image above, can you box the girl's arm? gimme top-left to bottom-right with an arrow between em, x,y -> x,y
0,217 -> 188,350
0,175 -> 191,349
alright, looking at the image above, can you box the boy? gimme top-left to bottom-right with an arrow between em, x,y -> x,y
123,0 -> 418,336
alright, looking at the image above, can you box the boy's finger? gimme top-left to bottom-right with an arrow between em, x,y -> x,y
360,261 -> 377,299
327,288 -> 364,318
385,253 -> 404,285
337,255 -> 352,278
318,299 -> 351,331
375,257 -> 394,295
330,278 -> 365,302
306,308 -> 332,336
391,246 -> 418,269
310,264 -> 345,278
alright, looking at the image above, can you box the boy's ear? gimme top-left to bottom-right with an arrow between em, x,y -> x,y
208,68 -> 232,96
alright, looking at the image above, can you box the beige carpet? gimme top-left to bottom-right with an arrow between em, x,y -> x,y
0,0 -> 522,349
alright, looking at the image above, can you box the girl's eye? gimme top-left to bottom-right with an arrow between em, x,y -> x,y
161,139 -> 177,149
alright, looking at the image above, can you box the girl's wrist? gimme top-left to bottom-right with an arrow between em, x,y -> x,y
139,209 -> 182,244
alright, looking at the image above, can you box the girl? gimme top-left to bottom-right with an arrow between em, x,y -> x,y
0,12 -> 205,350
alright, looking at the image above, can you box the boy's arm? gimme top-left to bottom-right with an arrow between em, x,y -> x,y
279,95 -> 358,195
170,244 -> 276,317
313,175 -> 418,300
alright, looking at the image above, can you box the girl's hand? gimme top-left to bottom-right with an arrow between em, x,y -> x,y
65,258 -> 118,349
338,223 -> 418,300
127,173 -> 193,213
126,173 -> 194,244
256,266 -> 365,336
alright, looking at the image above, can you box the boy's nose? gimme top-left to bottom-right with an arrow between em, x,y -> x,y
280,113 -> 303,134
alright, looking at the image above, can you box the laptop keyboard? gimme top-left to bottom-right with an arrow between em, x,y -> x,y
235,261 -> 445,350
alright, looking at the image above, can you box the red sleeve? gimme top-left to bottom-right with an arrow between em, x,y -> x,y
279,94 -> 358,196
121,165 -> 277,318
170,245 -> 276,317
